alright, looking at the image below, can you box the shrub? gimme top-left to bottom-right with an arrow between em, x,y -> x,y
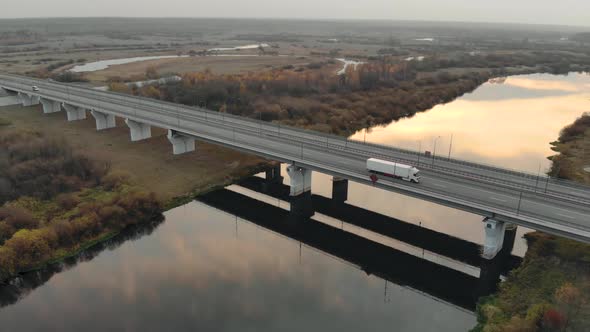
558,113 -> 590,143
0,247 -> 17,280
542,309 -> 566,331
97,205 -> 126,227
56,193 -> 81,210
114,190 -> 161,221
0,130 -> 104,204
52,220 -> 76,247
51,72 -> 88,83
101,171 -> 131,190
0,206 -> 39,230
4,229 -> 51,269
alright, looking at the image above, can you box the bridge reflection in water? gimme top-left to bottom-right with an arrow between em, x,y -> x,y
241,176 -> 522,273
198,186 -> 514,312
0,182 -> 513,313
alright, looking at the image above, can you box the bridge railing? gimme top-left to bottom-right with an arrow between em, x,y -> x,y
5,76 -> 590,235
166,108 -> 590,205
168,114 -> 590,234
84,81 -> 589,191
3,74 -> 590,194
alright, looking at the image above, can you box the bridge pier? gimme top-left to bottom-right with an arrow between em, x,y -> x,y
167,129 -> 195,155
40,98 -> 62,114
331,177 -> 348,203
287,165 -> 314,219
501,224 -> 517,256
90,110 -> 116,130
262,164 -> 283,193
17,92 -> 39,106
63,104 -> 87,121
482,218 -> 512,260
265,164 -> 283,183
477,254 -> 505,296
125,119 -> 152,142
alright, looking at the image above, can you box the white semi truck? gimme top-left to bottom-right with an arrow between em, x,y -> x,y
366,158 -> 421,183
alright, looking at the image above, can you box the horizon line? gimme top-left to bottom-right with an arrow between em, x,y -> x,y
0,16 -> 588,30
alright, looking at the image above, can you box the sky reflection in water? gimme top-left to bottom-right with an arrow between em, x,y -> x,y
350,73 -> 590,173
0,202 -> 474,332
1,73 -> 587,331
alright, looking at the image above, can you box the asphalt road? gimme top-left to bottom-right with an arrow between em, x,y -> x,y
2,74 -> 589,242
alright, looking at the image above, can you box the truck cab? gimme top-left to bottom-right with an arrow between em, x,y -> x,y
410,168 -> 421,183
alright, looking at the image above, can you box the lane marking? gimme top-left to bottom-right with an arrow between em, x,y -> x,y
556,213 -> 576,219
526,200 -> 590,217
429,178 -> 515,199
432,183 -> 447,188
489,196 -> 507,203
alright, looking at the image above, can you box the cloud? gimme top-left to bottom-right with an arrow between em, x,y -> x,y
504,78 -> 582,92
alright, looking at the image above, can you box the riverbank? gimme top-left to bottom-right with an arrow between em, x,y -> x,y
0,128 -> 165,282
0,104 -> 269,282
549,113 -> 590,183
122,51 -> 590,137
473,115 -> 590,331
0,185 -> 162,283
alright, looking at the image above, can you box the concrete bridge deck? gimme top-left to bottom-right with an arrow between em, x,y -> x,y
1,74 -> 589,255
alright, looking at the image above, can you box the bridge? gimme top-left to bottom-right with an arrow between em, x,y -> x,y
1,73 -> 590,259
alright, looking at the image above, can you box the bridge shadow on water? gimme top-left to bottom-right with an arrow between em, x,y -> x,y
0,218 -> 165,308
241,177 -> 522,274
198,186 -> 513,312
0,179 -> 516,312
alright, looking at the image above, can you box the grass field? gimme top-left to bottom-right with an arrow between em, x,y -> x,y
0,104 -> 267,204
84,55 -> 314,82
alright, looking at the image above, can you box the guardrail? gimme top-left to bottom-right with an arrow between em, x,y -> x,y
160,113 -> 590,236
3,74 -> 590,199
4,76 -> 590,237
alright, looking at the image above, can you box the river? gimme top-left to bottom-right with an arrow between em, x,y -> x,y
70,44 -> 272,73
0,73 -> 588,331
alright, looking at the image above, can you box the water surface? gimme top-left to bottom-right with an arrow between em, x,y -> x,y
1,73 -> 587,331
0,202 -> 475,332
351,73 -> 590,173
70,55 -> 189,72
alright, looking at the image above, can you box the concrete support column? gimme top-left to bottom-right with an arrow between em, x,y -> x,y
331,177 -> 349,203
17,92 -> 39,106
482,218 -> 508,260
63,103 -> 87,121
167,129 -> 195,155
90,110 -> 116,130
265,164 -> 283,183
477,255 -> 504,296
287,165 -> 314,219
125,119 -> 152,142
262,164 -> 283,194
40,98 -> 62,114
500,223 -> 517,256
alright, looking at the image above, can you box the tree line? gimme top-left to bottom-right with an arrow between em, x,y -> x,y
110,57 -> 489,136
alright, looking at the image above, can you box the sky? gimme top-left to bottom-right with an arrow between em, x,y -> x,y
0,0 -> 589,27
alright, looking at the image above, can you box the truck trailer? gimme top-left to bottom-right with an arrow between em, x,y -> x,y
366,158 -> 421,183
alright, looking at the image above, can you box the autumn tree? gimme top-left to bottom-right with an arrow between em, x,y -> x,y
145,66 -> 158,79
555,282 -> 586,329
